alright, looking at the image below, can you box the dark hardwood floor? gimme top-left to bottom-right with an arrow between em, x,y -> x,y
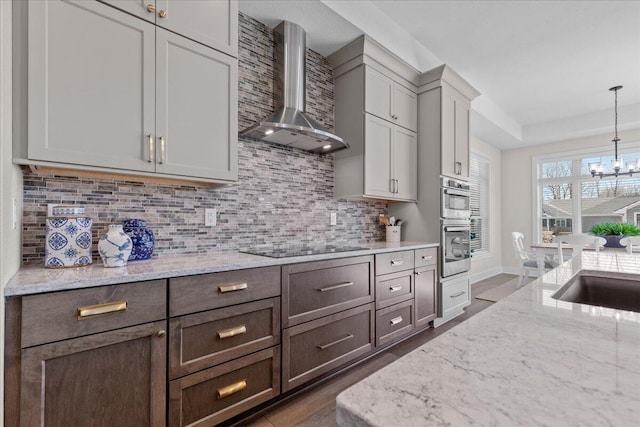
244,273 -> 519,427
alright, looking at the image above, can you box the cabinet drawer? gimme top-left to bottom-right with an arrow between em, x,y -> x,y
441,276 -> 471,317
375,250 -> 414,276
376,299 -> 414,347
282,256 -> 374,327
375,270 -> 413,309
283,303 -> 374,392
415,247 -> 437,268
169,346 -> 280,427
21,280 -> 166,348
170,266 -> 280,317
169,298 -> 280,379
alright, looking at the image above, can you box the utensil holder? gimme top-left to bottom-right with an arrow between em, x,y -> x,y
386,226 -> 401,242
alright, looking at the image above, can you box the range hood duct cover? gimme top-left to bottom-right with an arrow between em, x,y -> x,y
240,21 -> 347,154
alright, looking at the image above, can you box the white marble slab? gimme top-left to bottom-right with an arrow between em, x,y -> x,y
4,241 -> 437,296
337,252 -> 640,427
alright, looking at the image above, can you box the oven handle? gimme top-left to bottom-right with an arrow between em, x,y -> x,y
443,188 -> 469,197
444,226 -> 470,232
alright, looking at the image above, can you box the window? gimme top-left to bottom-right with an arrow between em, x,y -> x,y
534,143 -> 640,243
470,152 -> 490,255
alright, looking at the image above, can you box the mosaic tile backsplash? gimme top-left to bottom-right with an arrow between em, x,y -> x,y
21,13 -> 387,264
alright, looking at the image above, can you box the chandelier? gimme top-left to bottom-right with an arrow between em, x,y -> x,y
589,86 -> 634,178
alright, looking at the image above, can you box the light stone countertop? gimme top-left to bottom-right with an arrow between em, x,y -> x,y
4,241 -> 437,296
337,252 -> 640,427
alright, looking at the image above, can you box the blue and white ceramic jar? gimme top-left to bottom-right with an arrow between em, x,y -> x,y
98,225 -> 133,267
45,206 -> 92,268
122,219 -> 155,261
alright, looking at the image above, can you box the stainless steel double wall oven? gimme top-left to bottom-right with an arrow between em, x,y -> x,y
440,177 -> 471,277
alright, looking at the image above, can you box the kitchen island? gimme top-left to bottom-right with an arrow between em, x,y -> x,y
336,252 -> 640,426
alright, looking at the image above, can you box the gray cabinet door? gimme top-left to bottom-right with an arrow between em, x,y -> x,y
155,29 -> 238,180
441,90 -> 457,179
364,114 -> 394,199
157,0 -> 238,57
393,83 -> 418,132
28,0 -> 156,172
365,67 -> 394,122
393,127 -> 417,201
455,99 -> 470,179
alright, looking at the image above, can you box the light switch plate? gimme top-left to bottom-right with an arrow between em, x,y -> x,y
205,208 -> 217,226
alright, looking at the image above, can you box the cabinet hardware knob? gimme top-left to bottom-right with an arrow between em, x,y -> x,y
317,333 -> 354,350
217,379 -> 247,399
317,281 -> 354,292
146,4 -> 155,13
158,9 -> 167,18
77,301 -> 127,319
157,330 -> 167,338
415,271 -> 421,276
159,136 -> 166,164
218,325 -> 247,339
218,282 -> 248,293
147,134 -> 154,163
390,316 -> 403,325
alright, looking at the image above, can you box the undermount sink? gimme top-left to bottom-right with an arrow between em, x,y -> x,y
552,274 -> 640,313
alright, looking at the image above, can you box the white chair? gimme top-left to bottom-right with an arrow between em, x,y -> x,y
554,234 -> 606,263
619,236 -> 640,253
512,232 -> 559,287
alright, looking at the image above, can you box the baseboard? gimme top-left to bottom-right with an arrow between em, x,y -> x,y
469,267 -> 503,284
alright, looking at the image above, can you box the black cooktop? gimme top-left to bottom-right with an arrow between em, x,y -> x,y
242,245 -> 368,258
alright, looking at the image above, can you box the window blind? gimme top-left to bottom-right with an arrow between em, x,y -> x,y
470,152 -> 490,254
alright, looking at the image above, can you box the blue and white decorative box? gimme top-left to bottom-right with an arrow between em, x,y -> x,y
45,206 -> 93,268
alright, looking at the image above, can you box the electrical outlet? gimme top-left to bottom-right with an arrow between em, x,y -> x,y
205,208 -> 217,226
330,212 -> 337,226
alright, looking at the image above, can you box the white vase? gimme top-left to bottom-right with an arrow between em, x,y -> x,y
98,225 -> 133,268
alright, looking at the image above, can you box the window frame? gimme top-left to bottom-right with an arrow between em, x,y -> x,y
470,150 -> 491,258
532,141 -> 640,243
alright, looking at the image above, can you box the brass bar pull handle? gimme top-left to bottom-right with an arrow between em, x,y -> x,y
147,134 -> 154,163
451,291 -> 466,298
389,285 -> 403,293
422,255 -> 433,260
217,379 -> 247,400
455,161 -> 462,175
317,281 -> 354,292
217,325 -> 247,340
146,4 -> 155,13
390,316 -> 403,326
78,301 -> 127,319
390,259 -> 403,266
390,178 -> 394,193
159,136 -> 166,164
317,333 -> 354,350
218,282 -> 248,293
395,179 -> 399,193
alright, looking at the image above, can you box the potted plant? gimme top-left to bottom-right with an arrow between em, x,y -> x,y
590,223 -> 640,248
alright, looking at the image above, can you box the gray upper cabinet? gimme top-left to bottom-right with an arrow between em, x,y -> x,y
25,0 -> 156,173
102,0 -> 238,57
155,29 -> 237,180
419,65 -> 479,181
329,36 -> 419,202
16,0 -> 238,184
365,67 -> 417,132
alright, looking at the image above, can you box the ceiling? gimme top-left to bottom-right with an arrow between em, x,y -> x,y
239,0 -> 640,150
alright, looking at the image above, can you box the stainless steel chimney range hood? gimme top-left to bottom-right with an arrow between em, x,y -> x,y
240,21 -> 348,154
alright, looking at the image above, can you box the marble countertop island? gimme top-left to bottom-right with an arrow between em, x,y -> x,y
4,241 -> 437,296
337,252 -> 640,426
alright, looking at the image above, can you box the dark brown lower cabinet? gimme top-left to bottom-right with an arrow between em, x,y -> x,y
169,346 -> 281,427
375,299 -> 414,347
20,320 -> 167,427
282,303 -> 374,392
414,265 -> 437,329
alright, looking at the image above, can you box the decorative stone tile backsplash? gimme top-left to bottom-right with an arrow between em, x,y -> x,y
21,13 -> 387,264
